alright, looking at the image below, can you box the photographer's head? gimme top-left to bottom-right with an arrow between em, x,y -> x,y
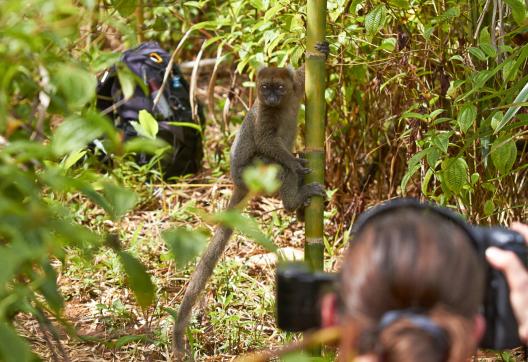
334,206 -> 486,362
276,199 -> 526,360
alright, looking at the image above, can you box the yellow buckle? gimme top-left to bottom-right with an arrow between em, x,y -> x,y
149,52 -> 163,63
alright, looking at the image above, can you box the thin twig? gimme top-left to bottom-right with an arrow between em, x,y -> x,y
207,44 -> 225,125
491,0 -> 497,51
153,29 -> 193,107
234,327 -> 341,362
474,0 -> 492,39
37,321 -> 61,362
190,42 -> 206,122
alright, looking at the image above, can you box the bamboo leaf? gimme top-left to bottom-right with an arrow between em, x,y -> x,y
494,81 -> 528,133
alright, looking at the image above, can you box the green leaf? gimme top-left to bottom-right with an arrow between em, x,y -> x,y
0,323 -> 32,362
479,28 -> 492,44
124,137 -> 169,155
162,228 -> 207,269
249,0 -> 269,11
101,182 -> 139,220
114,334 -> 147,348
38,262 -> 64,313
211,211 -> 277,252
62,149 -> 87,170
470,172 -> 480,185
53,64 -> 96,109
166,121 -> 203,134
131,110 -> 158,140
388,0 -> 410,9
502,59 -> 519,83
401,162 -> 421,194
433,6 -> 460,23
504,0 -> 526,25
423,25 -> 435,40
378,37 -> 396,52
111,0 -> 138,17
457,104 -> 477,133
52,115 -> 105,156
118,251 -> 155,308
116,64 -> 137,100
484,199 -> 495,216
469,47 -> 487,61
494,80 -> 528,133
407,149 -> 430,169
365,5 -> 387,37
491,138 -> 517,175
242,163 -> 281,194
442,157 -> 467,193
480,43 -> 497,58
421,168 -> 434,196
426,147 -> 441,168
432,132 -> 450,153
491,111 -> 504,131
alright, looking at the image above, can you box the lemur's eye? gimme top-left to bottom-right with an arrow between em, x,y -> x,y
261,84 -> 267,89
278,85 -> 284,89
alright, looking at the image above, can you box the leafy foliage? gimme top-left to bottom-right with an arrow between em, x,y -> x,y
1,0 -> 528,359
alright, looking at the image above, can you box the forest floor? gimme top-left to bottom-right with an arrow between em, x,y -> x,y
15,71 -> 526,362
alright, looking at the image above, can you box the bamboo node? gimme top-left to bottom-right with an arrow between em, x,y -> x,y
306,237 -> 323,245
305,51 -> 326,59
303,147 -> 324,154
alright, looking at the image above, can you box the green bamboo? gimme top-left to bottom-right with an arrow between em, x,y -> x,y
304,0 -> 326,272
136,0 -> 144,43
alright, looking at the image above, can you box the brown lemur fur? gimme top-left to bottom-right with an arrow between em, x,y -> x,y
172,43 -> 329,358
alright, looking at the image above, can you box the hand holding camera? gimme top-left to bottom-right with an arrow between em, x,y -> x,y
486,222 -> 528,344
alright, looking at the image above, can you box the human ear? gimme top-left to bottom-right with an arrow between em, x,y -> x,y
321,293 -> 338,328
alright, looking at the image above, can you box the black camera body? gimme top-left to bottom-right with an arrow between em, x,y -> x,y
276,201 -> 528,350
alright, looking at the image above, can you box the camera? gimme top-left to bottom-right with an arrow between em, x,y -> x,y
276,224 -> 527,350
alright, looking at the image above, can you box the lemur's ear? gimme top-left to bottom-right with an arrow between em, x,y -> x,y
286,65 -> 296,80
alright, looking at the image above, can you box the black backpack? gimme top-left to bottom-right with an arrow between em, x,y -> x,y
96,41 -> 204,178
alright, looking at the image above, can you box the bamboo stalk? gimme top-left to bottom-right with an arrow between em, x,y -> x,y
136,0 -> 144,43
304,0 -> 327,272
